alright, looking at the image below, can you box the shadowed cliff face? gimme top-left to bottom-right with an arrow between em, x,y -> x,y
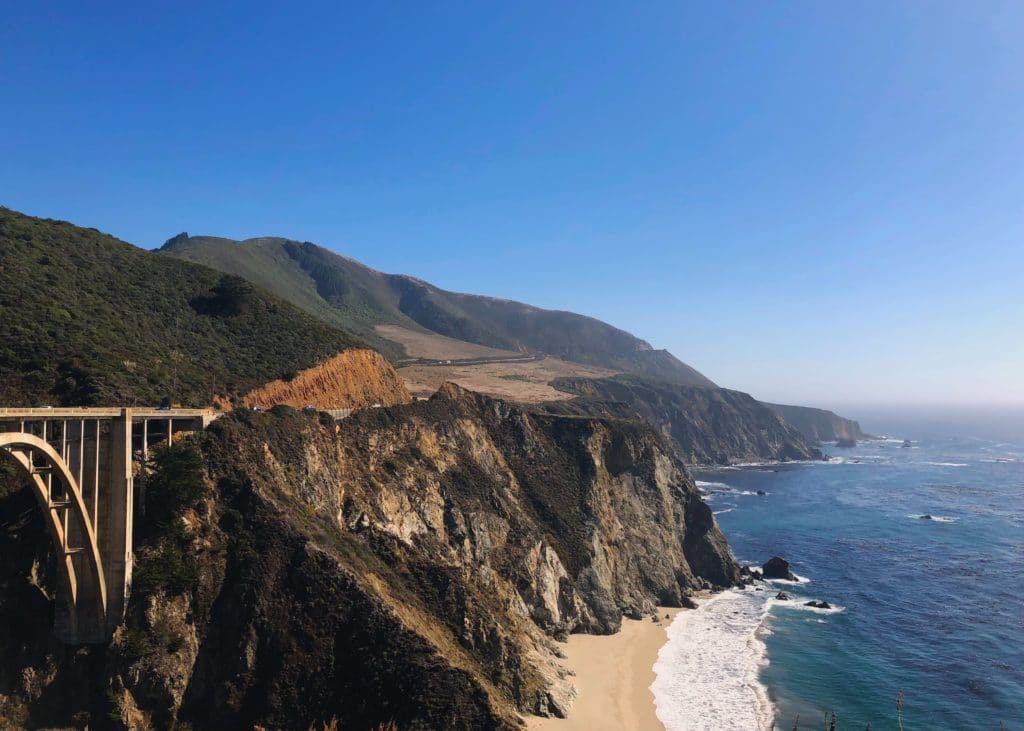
0,384 -> 737,729
166,384 -> 736,728
0,457 -> 110,728
547,376 -> 823,465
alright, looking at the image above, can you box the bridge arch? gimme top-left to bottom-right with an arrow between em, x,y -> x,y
0,432 -> 107,642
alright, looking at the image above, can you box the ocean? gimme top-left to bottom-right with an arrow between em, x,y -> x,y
653,412 -> 1024,730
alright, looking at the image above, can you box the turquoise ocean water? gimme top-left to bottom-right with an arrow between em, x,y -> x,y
670,413 -> 1023,729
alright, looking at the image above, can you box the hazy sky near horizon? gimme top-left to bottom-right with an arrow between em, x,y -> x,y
3,2 -> 1023,408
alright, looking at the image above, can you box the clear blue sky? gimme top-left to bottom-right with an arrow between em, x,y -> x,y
3,2 -> 1022,407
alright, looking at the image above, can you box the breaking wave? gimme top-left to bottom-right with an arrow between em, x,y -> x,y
652,589 -> 775,730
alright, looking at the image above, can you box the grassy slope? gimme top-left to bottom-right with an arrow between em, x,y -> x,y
0,209 -> 360,406
162,235 -> 717,387
163,235 -> 411,358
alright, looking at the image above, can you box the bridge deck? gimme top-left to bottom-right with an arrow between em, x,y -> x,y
0,407 -> 220,420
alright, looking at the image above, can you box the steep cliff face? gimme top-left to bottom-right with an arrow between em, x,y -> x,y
547,376 -> 823,465
241,348 -> 410,409
766,403 -> 869,442
0,385 -> 737,729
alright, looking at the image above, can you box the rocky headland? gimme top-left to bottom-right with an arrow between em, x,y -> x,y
545,375 -> 823,465
0,384 -> 738,729
765,403 -> 870,443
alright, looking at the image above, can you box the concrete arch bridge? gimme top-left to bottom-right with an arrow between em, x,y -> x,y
0,408 -> 218,643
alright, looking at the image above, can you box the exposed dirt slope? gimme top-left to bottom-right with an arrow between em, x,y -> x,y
242,348 -> 410,409
398,357 -> 617,402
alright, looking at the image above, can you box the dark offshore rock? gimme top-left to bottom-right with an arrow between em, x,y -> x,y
762,556 -> 798,581
739,565 -> 763,583
805,600 -> 832,609
545,375 -> 823,465
775,592 -> 790,601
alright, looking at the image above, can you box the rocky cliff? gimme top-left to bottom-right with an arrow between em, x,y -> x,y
547,375 -> 823,465
765,403 -> 869,442
0,385 -> 737,729
241,348 -> 411,410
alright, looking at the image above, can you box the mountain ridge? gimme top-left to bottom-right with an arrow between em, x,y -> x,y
160,234 -> 717,388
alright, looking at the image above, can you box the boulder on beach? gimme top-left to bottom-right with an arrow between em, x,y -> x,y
762,556 -> 798,581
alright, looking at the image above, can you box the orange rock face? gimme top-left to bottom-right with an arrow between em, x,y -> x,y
242,348 -> 411,410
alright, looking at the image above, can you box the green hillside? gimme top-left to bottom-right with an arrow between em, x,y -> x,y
162,235 -> 717,387
0,209 -> 360,406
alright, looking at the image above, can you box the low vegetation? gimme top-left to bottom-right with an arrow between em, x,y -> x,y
0,208 -> 360,406
131,442 -> 206,602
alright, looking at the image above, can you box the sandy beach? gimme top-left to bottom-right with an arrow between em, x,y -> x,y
527,608 -> 682,731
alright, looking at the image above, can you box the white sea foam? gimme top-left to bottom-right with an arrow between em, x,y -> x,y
764,573 -> 811,585
696,481 -> 766,498
696,480 -> 732,489
713,507 -> 735,515
923,462 -> 968,467
652,589 -> 775,730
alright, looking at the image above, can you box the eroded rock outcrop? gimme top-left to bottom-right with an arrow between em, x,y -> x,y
241,347 -> 410,410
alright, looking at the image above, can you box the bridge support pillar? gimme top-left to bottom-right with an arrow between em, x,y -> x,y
99,408 -> 134,632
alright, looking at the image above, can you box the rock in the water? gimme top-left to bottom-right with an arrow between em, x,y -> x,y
804,600 -> 832,609
756,490 -> 767,496
762,556 -> 797,581
775,592 -> 790,600
920,514 -> 933,520
901,439 -> 912,448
